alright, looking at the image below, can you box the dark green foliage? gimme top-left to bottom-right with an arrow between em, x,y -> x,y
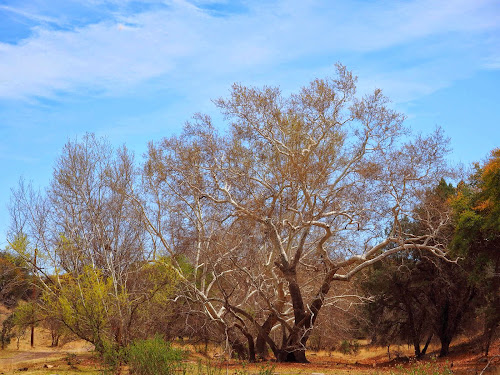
0,251 -> 31,308
339,339 -> 360,355
358,179 -> 477,357
359,248 -> 476,357
100,340 -> 127,373
1,313 -> 15,349
358,251 -> 434,357
360,158 -> 500,357
450,149 -> 500,355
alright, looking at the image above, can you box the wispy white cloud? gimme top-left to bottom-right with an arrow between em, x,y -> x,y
0,0 -> 498,101
0,4 -> 62,25
0,0 -> 499,245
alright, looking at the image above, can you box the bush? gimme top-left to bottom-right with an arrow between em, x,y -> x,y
127,336 -> 185,375
101,341 -> 126,373
339,339 -> 360,355
1,314 -> 15,349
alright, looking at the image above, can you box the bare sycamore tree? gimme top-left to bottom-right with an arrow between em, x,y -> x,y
140,136 -> 253,355
7,134 -> 169,351
138,64 -> 451,362
10,134 -> 144,277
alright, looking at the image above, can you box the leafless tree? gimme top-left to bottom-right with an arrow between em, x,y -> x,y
7,134 -> 171,351
139,64 -> 451,362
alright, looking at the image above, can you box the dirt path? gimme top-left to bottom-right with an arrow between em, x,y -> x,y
0,350 -> 63,371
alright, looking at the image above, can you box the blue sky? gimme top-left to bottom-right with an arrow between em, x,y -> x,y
1,0 -> 499,247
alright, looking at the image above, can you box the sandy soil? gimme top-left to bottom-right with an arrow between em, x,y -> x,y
0,327 -> 498,374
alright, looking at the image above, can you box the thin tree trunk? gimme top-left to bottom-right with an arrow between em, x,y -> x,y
404,298 -> 421,358
483,256 -> 500,356
421,333 -> 433,356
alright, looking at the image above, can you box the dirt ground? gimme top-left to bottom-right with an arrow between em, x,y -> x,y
0,328 -> 498,375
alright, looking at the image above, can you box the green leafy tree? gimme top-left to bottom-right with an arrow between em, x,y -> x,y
451,148 -> 500,355
358,252 -> 434,358
40,259 -> 179,355
41,266 -> 114,353
11,301 -> 40,345
358,180 -> 476,357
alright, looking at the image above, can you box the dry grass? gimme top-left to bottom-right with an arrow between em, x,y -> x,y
0,327 -> 95,374
0,328 -> 498,375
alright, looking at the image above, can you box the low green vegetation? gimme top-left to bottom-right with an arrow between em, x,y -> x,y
339,339 -> 360,355
126,336 -> 186,375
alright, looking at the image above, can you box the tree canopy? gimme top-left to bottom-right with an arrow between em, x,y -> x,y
450,148 -> 500,355
138,64 -> 451,362
6,65 -> 460,362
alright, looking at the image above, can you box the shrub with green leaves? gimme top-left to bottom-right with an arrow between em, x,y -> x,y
1,314 -> 15,349
339,339 -> 360,355
127,336 -> 185,375
100,340 -> 127,373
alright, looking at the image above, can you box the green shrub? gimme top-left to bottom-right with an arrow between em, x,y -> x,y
127,336 -> 186,375
101,341 -> 127,373
0,314 -> 15,349
339,339 -> 360,355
